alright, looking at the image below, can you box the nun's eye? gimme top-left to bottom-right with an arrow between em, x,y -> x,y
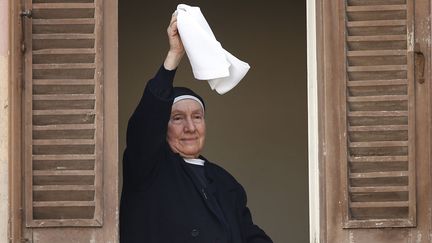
193,114 -> 203,120
171,115 -> 184,124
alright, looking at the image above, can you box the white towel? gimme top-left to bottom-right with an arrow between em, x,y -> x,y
176,4 -> 250,95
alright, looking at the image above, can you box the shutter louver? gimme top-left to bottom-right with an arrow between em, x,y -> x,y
343,0 -> 416,228
24,0 -> 103,227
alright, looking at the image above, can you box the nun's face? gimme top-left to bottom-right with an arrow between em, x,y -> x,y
167,99 -> 206,159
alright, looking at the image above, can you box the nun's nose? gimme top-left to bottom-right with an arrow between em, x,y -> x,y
184,117 -> 196,132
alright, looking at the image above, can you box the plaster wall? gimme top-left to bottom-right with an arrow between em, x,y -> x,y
0,0 -> 10,242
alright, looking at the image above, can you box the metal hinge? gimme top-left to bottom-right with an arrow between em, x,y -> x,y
20,9 -> 32,19
20,9 -> 31,54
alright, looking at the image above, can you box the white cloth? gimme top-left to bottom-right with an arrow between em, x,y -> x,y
176,4 -> 250,95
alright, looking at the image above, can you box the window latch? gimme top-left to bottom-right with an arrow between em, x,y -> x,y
20,9 -> 32,19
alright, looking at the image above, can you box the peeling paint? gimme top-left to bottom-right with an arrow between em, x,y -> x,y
416,232 -> 422,243
407,30 -> 414,52
349,231 -> 354,243
90,233 -> 96,243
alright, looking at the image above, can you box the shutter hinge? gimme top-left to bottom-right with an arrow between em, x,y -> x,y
21,42 -> 26,53
20,9 -> 31,54
20,9 -> 32,19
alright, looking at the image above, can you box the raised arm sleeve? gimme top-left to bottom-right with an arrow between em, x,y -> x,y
122,65 -> 176,188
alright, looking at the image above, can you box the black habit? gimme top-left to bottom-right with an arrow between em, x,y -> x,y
120,65 -> 273,243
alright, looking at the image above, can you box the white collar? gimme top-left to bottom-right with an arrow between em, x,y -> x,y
183,158 -> 205,166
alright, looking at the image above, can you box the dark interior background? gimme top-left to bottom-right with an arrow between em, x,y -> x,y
119,1 -> 308,242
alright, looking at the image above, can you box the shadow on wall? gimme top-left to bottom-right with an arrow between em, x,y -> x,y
119,1 -> 308,242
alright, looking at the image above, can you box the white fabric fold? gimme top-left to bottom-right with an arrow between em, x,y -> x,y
176,4 -> 250,95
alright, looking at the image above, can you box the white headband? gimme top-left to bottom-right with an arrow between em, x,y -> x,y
173,95 -> 205,111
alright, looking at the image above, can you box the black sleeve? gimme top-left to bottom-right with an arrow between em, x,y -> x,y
122,65 -> 176,188
238,186 -> 273,243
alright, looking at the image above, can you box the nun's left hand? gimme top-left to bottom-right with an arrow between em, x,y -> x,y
167,12 -> 184,56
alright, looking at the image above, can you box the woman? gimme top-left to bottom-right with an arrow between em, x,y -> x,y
120,14 -> 273,243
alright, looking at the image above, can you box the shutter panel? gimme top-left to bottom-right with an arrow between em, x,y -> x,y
342,0 -> 415,228
24,0 -> 104,227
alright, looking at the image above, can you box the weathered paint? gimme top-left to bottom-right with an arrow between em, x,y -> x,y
307,0 -> 320,242
0,0 -> 9,242
33,230 -> 98,242
348,228 -> 410,243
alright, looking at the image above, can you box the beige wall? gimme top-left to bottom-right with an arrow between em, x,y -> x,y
119,1 -> 308,242
0,0 -> 9,242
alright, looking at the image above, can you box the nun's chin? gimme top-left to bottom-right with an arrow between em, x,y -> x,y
169,143 -> 203,159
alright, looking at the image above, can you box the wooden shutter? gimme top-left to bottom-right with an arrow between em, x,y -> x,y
23,0 -> 104,227
342,0 -> 416,228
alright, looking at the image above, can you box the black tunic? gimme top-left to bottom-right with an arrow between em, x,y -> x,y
120,65 -> 273,243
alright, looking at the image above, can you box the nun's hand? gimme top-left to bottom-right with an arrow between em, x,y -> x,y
164,13 -> 185,70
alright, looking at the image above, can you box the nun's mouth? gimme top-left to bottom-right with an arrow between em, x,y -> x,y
181,137 -> 199,143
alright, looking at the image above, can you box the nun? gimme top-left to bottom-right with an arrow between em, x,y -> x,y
120,13 -> 273,243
